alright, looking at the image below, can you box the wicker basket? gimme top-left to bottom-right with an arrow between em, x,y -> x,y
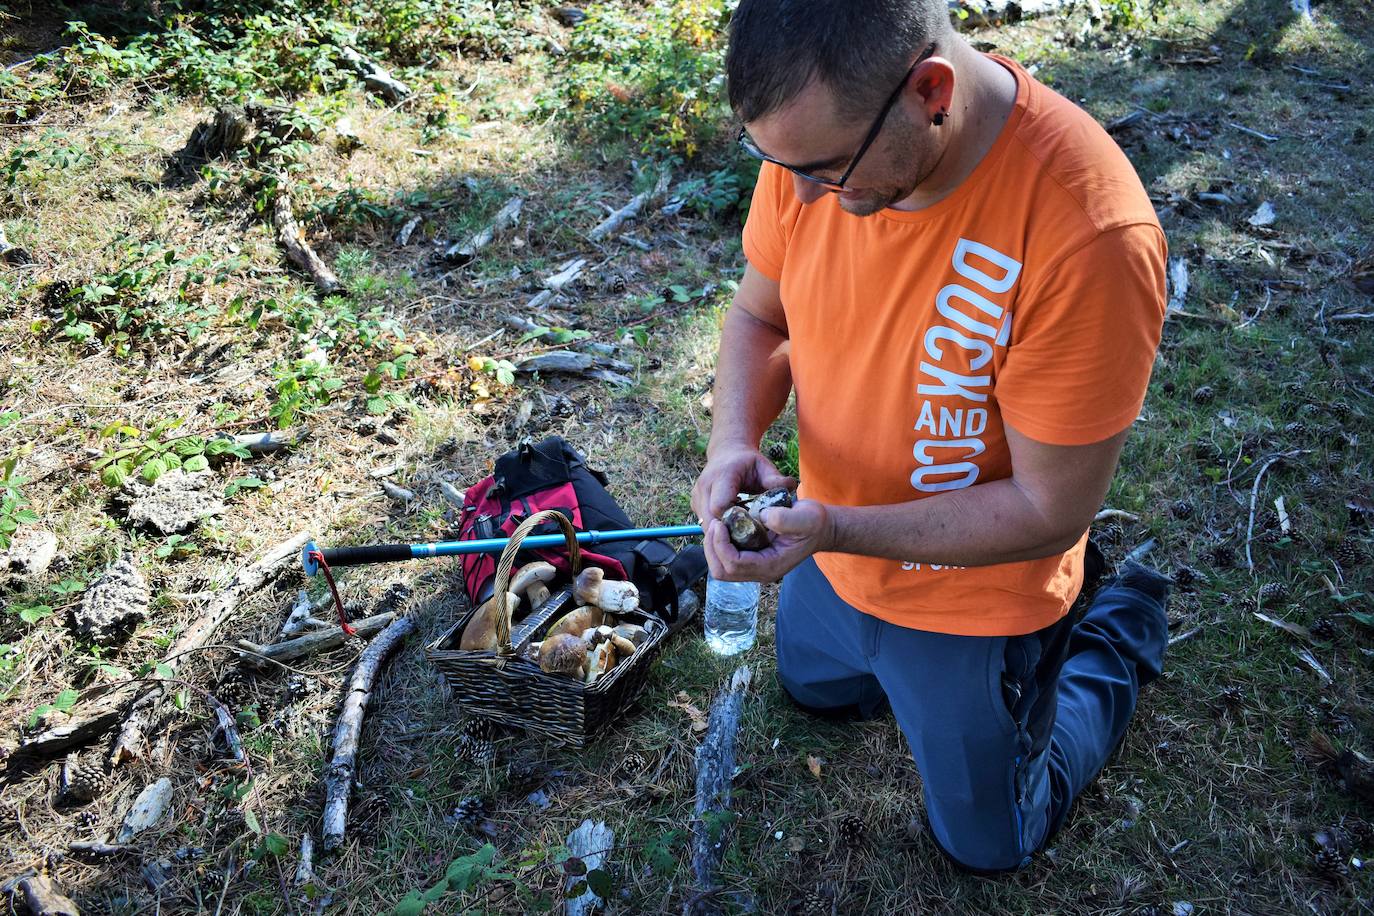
427,509 -> 670,746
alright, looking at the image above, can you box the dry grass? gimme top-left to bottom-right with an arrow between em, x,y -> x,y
1,0 -> 1373,913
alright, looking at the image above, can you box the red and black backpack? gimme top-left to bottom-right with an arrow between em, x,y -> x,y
458,436 -> 705,625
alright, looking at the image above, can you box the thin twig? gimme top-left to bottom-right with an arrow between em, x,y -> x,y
1227,121 -> 1279,142
1245,450 -> 1308,573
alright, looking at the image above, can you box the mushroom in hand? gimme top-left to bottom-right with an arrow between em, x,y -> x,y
723,487 -> 796,551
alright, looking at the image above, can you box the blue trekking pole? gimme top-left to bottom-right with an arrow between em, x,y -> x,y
300,525 -> 704,577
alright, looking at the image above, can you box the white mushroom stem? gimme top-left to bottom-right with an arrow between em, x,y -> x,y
511,561 -> 557,599
574,567 -> 639,614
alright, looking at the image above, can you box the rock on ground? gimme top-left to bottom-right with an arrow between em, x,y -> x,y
2,527 -> 59,581
71,554 -> 150,645
121,469 -> 226,535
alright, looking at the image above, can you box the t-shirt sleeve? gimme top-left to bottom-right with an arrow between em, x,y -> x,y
996,223 -> 1167,446
741,162 -> 789,281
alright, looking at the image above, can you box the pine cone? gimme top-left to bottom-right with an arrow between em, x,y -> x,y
1258,582 -> 1289,606
351,793 -> 387,839
63,757 -> 109,804
1303,472 -> 1328,494
1283,421 -> 1309,439
1169,500 -> 1195,520
1310,616 -> 1339,641
791,890 -> 828,916
1172,566 -> 1200,591
1313,844 -> 1349,882
1343,817 -> 1374,852
618,752 -> 649,777
75,809 -> 100,831
449,796 -> 491,830
1329,400 -> 1353,420
1335,539 -> 1367,570
1253,527 -> 1280,547
216,670 -> 254,707
456,718 -> 497,764
1217,685 -> 1245,710
1206,543 -> 1235,569
837,814 -> 867,848
1192,385 -> 1214,403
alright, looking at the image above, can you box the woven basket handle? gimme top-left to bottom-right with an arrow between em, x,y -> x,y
492,509 -> 582,654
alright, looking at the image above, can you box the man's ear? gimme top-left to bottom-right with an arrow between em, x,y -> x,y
909,58 -> 956,123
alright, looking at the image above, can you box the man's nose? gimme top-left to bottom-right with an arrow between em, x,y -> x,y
792,174 -> 830,205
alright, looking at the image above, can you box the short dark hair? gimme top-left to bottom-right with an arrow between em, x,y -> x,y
726,0 -> 950,124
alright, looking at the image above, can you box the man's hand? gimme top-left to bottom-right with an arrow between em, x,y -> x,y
690,445 -> 796,525
705,498 -> 832,583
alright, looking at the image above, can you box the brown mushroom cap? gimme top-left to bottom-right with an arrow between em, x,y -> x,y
546,605 -> 604,639
459,591 -> 517,651
511,561 -> 557,598
538,633 -> 589,676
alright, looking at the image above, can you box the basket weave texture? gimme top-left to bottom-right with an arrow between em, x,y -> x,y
427,509 -> 668,746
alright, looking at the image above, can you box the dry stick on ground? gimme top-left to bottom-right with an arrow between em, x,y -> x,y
15,875 -> 80,916
108,533 -> 309,766
684,665 -> 753,916
588,171 -> 672,242
273,188 -> 342,296
338,45 -> 411,102
1244,450 -> 1307,574
564,820 -> 615,916
235,611 -> 397,670
445,196 -> 523,264
321,614 -> 416,852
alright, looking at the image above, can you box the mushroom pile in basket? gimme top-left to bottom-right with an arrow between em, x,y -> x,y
458,562 -> 651,685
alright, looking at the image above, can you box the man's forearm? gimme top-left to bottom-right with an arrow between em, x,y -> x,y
827,477 -> 1086,568
708,303 -> 793,455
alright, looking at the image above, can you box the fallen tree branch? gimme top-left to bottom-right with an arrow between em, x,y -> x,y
444,197 -> 523,265
15,875 -> 79,916
339,45 -> 411,102
1330,312 -> 1374,322
564,820 -> 614,916
228,428 -> 307,455
274,189 -> 342,296
1094,508 -> 1140,524
321,614 -> 416,852
236,611 -> 397,670
106,533 -> 308,765
588,172 -> 671,242
515,350 -> 633,386
686,666 -> 752,916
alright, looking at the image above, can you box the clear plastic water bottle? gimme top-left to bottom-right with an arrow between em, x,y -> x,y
704,575 -> 759,655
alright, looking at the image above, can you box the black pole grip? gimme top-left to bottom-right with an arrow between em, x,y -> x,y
320,543 -> 413,568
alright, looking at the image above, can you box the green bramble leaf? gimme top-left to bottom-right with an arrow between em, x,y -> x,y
18,604 -> 53,624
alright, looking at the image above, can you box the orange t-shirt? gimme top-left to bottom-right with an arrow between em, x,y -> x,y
742,56 -> 1167,637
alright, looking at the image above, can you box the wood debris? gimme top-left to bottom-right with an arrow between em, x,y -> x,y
686,666 -> 752,916
588,171 -> 671,242
322,614 -> 416,851
339,45 -> 410,101
445,197 -> 523,265
274,189 -> 342,295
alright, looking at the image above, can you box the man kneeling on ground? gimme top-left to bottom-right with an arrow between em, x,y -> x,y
690,0 -> 1171,873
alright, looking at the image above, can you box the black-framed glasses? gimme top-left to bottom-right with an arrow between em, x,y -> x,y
738,42 -> 938,191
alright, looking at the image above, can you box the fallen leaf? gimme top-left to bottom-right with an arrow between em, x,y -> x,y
806,755 -> 823,779
1253,611 -> 1312,641
668,692 -> 708,733
1294,647 -> 1333,684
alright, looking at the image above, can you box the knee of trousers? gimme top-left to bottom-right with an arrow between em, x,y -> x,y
923,748 -> 1053,874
